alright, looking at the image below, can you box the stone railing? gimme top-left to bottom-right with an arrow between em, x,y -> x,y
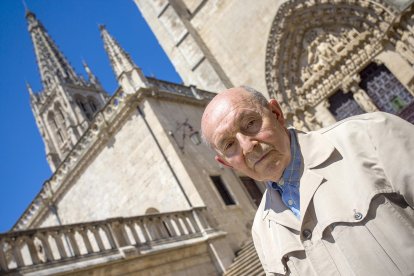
1,207 -> 215,274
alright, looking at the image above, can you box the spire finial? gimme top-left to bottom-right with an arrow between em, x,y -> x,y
82,59 -> 92,75
25,80 -> 35,97
82,59 -> 88,68
22,0 -> 32,16
82,59 -> 102,89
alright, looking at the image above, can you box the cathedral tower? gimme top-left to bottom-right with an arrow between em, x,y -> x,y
25,8 -> 109,172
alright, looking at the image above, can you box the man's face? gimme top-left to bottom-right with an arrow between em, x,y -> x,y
202,89 -> 291,182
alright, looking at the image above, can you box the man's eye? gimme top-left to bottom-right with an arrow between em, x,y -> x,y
246,120 -> 256,128
224,141 -> 234,150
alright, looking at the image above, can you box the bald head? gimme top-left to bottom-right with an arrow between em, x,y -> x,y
201,86 -> 269,147
200,86 -> 290,182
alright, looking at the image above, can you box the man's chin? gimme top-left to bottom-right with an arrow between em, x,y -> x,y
255,163 -> 284,182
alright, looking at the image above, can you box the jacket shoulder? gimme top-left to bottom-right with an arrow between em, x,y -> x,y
317,112 -> 404,135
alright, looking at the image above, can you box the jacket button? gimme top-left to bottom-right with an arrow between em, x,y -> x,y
302,229 -> 312,240
354,212 -> 363,220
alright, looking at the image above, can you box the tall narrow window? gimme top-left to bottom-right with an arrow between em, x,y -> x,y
89,100 -> 97,113
210,176 -> 235,206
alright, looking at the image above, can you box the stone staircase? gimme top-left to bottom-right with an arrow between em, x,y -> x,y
223,240 -> 265,276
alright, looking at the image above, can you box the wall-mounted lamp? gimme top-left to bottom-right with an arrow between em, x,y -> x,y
168,119 -> 201,153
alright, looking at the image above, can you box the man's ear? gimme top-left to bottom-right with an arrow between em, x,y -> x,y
215,155 -> 233,168
268,99 -> 286,126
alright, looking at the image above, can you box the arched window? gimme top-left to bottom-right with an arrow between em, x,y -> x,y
55,104 -> 66,128
57,130 -> 64,143
48,113 -> 58,130
90,100 -> 97,113
48,112 -> 63,145
87,96 -> 99,114
76,96 -> 92,120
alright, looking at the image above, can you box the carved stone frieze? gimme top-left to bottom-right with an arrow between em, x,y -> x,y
265,0 -> 398,115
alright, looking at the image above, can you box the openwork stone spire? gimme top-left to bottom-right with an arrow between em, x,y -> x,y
99,25 -> 137,79
99,25 -> 148,93
26,10 -> 82,90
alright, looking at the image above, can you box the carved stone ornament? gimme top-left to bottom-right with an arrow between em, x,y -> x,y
265,0 -> 398,115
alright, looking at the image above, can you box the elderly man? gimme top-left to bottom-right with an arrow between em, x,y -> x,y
201,86 -> 414,275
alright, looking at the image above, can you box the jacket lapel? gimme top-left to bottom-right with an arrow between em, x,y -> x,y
262,188 -> 301,231
297,131 -> 335,221
261,130 -> 336,232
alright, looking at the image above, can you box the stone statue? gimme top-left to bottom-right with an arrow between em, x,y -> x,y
306,32 -> 337,73
353,89 -> 378,112
304,111 -> 322,130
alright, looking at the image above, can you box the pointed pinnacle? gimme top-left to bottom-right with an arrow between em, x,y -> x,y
82,59 -> 92,75
22,0 -> 33,16
25,81 -> 35,96
98,24 -> 106,31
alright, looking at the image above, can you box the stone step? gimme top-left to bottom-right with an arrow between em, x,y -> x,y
225,255 -> 262,276
223,240 -> 264,276
232,245 -> 257,265
234,241 -> 255,258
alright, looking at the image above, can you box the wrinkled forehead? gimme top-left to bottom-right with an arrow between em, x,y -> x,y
202,94 -> 259,143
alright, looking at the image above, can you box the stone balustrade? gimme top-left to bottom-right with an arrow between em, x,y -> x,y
1,207 -> 214,274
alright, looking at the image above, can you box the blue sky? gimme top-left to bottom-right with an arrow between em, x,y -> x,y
0,0 -> 181,232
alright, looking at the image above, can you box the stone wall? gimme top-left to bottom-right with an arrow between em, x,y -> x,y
39,100 -> 190,227
135,0 -> 281,95
146,96 -> 257,251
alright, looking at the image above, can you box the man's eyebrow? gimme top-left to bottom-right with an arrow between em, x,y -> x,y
214,109 -> 255,150
216,131 -> 232,150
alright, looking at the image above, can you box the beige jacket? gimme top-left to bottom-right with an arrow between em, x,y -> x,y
252,112 -> 414,275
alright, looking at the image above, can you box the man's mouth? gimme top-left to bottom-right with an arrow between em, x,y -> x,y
254,150 -> 272,167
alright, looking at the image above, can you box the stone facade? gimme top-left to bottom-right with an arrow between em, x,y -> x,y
136,0 -> 414,128
4,0 -> 414,275
2,7 -> 262,275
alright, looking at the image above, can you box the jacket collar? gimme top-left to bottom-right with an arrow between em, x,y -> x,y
262,129 -> 336,227
296,130 -> 335,169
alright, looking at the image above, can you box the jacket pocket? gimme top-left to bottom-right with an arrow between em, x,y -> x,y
364,194 -> 414,275
329,193 -> 414,275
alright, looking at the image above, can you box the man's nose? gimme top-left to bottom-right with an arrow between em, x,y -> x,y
236,133 -> 257,154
